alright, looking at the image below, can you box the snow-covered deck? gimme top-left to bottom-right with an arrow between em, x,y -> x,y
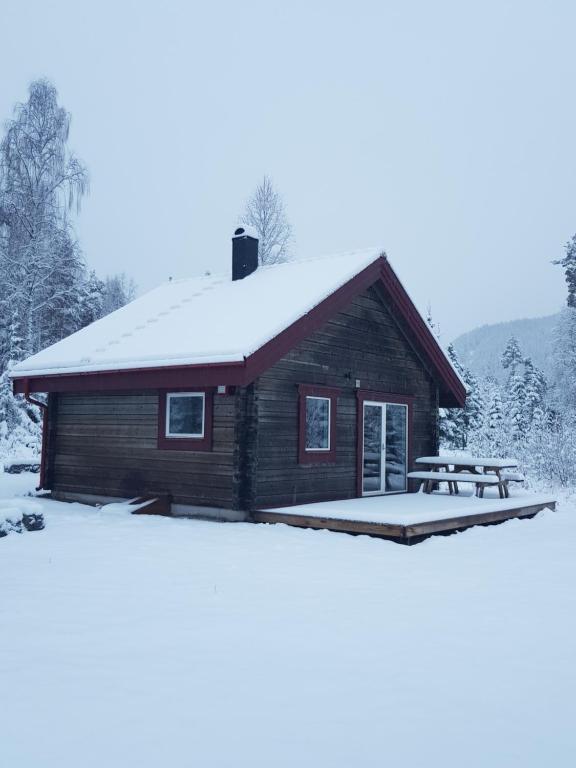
254,489 -> 556,542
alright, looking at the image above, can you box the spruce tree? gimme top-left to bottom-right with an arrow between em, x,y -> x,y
439,344 -> 484,450
439,345 -> 466,448
483,380 -> 506,455
508,368 -> 527,441
501,336 -> 524,376
552,307 -> 576,413
77,271 -> 105,328
553,233 -> 576,308
523,358 -> 547,426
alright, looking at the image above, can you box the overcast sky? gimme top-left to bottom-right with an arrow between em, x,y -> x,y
1,0 -> 573,341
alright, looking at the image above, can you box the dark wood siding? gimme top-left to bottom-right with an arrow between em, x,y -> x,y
253,285 -> 439,508
46,285 -> 440,512
48,390 -> 236,508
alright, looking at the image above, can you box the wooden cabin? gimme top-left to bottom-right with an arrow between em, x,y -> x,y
11,231 -> 466,520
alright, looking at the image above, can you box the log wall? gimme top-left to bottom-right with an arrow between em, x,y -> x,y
48,390 -> 236,508
252,285 -> 439,508
46,285 -> 440,512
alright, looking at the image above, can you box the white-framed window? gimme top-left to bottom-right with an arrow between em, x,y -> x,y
305,395 -> 331,451
165,392 -> 205,438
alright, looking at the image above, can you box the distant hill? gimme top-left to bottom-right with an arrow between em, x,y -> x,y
452,313 -> 559,382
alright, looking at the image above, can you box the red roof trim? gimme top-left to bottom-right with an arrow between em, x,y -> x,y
12,255 -> 466,407
13,361 -> 249,394
243,258 -> 383,381
377,260 -> 466,407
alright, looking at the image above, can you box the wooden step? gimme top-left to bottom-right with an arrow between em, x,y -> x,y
129,494 -> 172,516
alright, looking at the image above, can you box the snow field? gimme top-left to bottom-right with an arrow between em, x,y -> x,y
1,474 -> 575,768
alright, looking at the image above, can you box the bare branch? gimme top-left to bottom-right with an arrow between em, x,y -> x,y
240,175 -> 293,265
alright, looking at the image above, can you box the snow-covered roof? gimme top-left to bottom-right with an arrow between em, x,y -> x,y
12,249 -> 384,378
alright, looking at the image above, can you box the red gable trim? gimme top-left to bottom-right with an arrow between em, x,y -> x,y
243,257 -> 384,381
12,255 -> 466,407
378,259 -> 466,407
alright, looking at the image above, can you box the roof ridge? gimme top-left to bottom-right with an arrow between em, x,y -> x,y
160,272 -> 227,288
258,247 -> 382,271
160,247 -> 383,286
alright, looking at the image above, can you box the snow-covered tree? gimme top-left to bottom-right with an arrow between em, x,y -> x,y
0,79 -> 137,460
0,79 -> 89,357
77,270 -> 104,328
0,310 -> 41,458
533,239 -> 576,484
474,378 -> 507,456
501,336 -> 524,377
74,271 -> 137,330
552,307 -> 576,414
523,358 -> 547,426
100,273 -> 137,317
439,247 -> 576,488
499,335 -> 548,441
0,307 -> 25,366
440,344 -> 484,449
440,346 -> 465,449
507,366 -> 528,440
240,176 -> 293,265
553,233 -> 576,308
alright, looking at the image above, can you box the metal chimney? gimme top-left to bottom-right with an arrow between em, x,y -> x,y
232,227 -> 259,281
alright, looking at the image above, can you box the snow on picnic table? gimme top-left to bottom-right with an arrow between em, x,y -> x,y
1,474 -> 575,768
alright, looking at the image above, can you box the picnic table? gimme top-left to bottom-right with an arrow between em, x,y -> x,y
411,456 -> 519,498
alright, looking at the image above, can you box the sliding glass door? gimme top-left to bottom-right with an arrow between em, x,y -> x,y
362,401 -> 408,495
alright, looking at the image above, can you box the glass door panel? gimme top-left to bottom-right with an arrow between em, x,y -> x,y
362,404 -> 383,493
362,401 -> 408,495
385,404 -> 407,492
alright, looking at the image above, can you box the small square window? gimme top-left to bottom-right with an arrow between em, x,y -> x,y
166,393 -> 205,438
298,385 -> 339,464
305,396 -> 331,451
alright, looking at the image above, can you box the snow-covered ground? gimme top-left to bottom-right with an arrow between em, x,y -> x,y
1,474 -> 575,768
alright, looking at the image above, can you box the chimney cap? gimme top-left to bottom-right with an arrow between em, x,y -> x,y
233,225 -> 258,240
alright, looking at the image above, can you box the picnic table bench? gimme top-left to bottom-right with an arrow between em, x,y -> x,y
407,470 -> 501,497
409,456 -> 520,498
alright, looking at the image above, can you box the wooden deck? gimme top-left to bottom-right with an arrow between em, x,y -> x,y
253,493 -> 556,544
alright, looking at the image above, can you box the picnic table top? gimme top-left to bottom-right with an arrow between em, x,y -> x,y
408,470 -> 500,483
415,456 -> 518,469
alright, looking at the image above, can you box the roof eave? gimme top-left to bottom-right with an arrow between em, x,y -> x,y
12,360 -> 249,395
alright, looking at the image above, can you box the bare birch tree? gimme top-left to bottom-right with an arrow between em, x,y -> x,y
0,79 -> 138,456
240,175 -> 293,264
0,79 -> 89,355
